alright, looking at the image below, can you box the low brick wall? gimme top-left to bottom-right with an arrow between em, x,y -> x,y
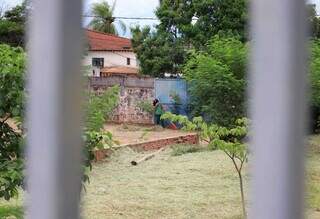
93,133 -> 199,162
127,134 -> 199,151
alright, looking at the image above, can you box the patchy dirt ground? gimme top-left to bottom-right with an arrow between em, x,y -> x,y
104,123 -> 195,146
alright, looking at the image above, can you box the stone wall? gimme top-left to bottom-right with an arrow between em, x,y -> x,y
89,75 -> 155,124
111,86 -> 154,124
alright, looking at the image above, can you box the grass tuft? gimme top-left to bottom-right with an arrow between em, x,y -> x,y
171,144 -> 204,156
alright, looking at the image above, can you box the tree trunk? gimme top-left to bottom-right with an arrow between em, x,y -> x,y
237,170 -> 247,218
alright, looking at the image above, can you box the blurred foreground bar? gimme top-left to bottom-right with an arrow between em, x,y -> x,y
27,0 -> 83,218
250,0 -> 307,219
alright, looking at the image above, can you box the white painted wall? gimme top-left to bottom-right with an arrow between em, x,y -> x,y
83,51 -> 138,68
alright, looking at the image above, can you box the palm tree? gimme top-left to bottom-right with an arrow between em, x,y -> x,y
88,0 -> 126,35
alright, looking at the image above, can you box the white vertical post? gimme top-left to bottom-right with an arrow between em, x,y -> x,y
250,0 -> 307,219
27,0 -> 83,218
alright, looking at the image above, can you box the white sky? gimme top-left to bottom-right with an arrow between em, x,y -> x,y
1,0 -> 159,37
83,0 -> 159,37
3,0 -> 320,36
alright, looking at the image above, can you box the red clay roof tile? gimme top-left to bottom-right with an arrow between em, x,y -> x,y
85,29 -> 132,51
100,66 -> 138,75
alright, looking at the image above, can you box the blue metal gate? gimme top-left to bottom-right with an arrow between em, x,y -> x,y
154,78 -> 188,115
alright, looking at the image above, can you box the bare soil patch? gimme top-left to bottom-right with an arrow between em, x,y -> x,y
104,123 -> 195,146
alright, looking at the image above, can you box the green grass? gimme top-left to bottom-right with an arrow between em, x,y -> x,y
81,146 -> 248,219
306,135 -> 320,212
2,137 -> 320,218
171,144 -> 205,156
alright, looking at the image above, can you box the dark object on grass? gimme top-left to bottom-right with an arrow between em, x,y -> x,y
131,147 -> 165,166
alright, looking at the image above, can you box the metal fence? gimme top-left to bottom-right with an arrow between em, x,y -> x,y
155,78 -> 189,115
26,0 -> 307,218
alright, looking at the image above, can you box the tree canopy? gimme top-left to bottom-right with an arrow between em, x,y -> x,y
0,1 -> 27,47
0,44 -> 25,200
88,0 -> 126,35
131,0 -> 247,77
131,26 -> 186,77
156,0 -> 247,48
307,4 -> 320,39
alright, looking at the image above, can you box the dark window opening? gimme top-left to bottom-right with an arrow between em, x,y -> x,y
127,58 -> 130,65
92,58 -> 104,68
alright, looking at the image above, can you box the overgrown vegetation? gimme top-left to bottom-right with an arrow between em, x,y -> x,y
0,1 -> 28,47
85,86 -> 120,131
310,40 -> 320,131
162,112 -> 249,217
184,36 -> 247,126
136,100 -> 154,114
83,86 -> 120,183
0,44 -> 25,200
0,43 -> 120,199
169,91 -> 182,114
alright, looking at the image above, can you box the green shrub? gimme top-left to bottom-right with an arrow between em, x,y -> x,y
0,44 -> 25,200
85,86 -> 120,132
0,43 -> 120,200
136,100 -> 153,114
83,86 -> 120,182
184,36 -> 247,127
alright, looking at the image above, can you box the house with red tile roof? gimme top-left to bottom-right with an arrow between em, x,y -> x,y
83,29 -> 139,77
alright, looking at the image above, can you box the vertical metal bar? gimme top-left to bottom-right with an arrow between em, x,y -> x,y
26,0 -> 83,218
249,0 -> 307,219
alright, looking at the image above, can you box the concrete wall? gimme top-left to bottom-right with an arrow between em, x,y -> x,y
89,76 -> 154,124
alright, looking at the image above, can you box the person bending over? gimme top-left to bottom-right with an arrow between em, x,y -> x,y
153,99 -> 164,127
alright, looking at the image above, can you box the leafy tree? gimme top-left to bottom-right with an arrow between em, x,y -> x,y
131,0 -> 247,77
88,0 -> 126,35
309,40 -> 320,131
307,4 -> 320,39
184,36 -> 247,126
0,44 -> 25,200
156,0 -> 247,48
191,0 -> 247,46
162,112 -> 249,218
131,26 -> 186,77
0,1 -> 27,47
310,40 -> 320,108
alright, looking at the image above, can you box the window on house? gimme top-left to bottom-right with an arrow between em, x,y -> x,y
92,58 -> 104,67
127,58 -> 130,65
